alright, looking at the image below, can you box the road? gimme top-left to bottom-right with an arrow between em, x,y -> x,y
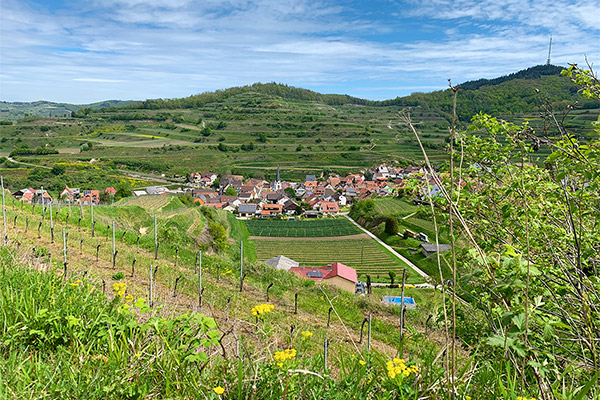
343,214 -> 431,282
7,157 -> 51,169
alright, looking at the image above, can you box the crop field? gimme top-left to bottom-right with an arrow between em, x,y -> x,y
253,238 -> 422,282
245,218 -> 361,237
374,197 -> 418,217
115,195 -> 177,211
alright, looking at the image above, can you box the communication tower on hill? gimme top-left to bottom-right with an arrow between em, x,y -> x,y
546,35 -> 552,65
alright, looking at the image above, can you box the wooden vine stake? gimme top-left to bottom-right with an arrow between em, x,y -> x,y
294,293 -> 298,314
266,282 -> 273,302
131,259 -> 136,277
112,222 -> 116,267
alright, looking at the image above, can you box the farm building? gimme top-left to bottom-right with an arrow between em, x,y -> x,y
264,255 -> 299,271
420,243 -> 452,257
289,262 -> 358,293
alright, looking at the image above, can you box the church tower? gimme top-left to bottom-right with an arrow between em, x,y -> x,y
274,166 -> 282,191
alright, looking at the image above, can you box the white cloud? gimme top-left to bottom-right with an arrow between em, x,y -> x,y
0,0 -> 598,102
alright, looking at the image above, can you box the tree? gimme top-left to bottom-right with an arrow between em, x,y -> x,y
384,216 -> 398,236
284,187 -> 296,199
224,186 -> 237,196
50,164 -> 65,175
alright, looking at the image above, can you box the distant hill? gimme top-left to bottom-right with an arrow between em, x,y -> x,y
379,64 -> 599,120
0,100 -> 137,121
125,65 -> 598,121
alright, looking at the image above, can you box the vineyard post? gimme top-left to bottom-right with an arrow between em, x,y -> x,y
239,240 -> 243,292
399,269 -> 406,356
266,282 -> 273,302
41,186 -> 45,220
112,221 -> 116,260
91,202 -> 94,237
149,264 -> 154,308
49,199 -> 54,243
62,228 -> 67,265
154,215 -> 157,259
367,314 -> 372,351
323,339 -> 329,371
131,259 -> 136,277
327,306 -> 333,328
294,293 -> 298,314
1,176 -> 6,245
198,250 -> 202,307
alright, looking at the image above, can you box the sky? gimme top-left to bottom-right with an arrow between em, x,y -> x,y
1,0 -> 599,104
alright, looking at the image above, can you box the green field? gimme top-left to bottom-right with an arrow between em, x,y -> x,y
374,197 -> 418,217
245,218 -> 362,237
254,238 -> 422,282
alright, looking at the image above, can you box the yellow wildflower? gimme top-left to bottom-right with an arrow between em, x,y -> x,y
359,360 -> 366,366
213,386 -> 225,395
251,304 -> 274,318
274,348 -> 296,366
113,282 -> 126,297
301,330 -> 313,339
466,397 -> 471,400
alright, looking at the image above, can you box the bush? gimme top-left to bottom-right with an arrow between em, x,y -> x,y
385,216 -> 399,236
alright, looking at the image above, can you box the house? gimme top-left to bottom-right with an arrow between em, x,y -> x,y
289,262 -> 358,293
320,201 -> 339,215
80,190 -> 100,205
420,243 -> 452,257
13,188 -> 52,204
60,186 -> 80,201
238,204 -> 258,218
104,187 -> 117,196
264,255 -> 299,271
133,190 -> 148,197
282,199 -> 298,214
260,203 -> 282,217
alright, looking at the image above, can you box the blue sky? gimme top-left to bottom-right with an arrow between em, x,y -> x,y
1,0 -> 599,103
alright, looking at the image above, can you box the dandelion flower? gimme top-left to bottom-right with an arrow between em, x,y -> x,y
213,386 -> 225,395
301,330 -> 313,339
359,360 -> 366,366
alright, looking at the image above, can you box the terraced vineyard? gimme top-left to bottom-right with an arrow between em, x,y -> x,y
115,195 -> 178,211
254,238 -> 422,282
245,218 -> 361,237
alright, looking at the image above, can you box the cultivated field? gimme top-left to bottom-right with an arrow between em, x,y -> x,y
373,197 -> 417,217
254,238 -> 422,282
245,218 -> 361,237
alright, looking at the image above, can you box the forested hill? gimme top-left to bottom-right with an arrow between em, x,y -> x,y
379,64 -> 600,120
132,82 -> 370,110
131,64 -> 597,120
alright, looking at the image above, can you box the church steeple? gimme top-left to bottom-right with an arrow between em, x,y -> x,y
275,166 -> 282,190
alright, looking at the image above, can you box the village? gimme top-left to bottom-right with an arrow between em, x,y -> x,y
10,165 -> 432,219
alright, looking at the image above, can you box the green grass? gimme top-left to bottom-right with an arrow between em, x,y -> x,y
245,218 -> 362,237
374,197 -> 418,217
